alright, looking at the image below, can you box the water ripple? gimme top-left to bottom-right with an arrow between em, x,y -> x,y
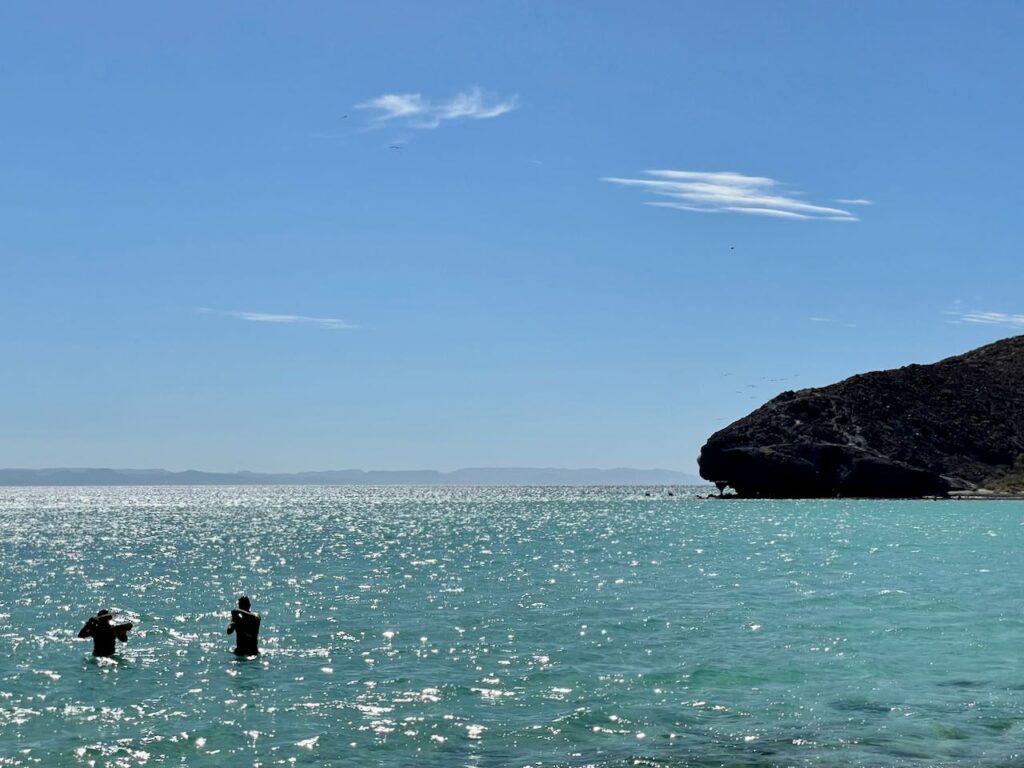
1,487 -> 1023,766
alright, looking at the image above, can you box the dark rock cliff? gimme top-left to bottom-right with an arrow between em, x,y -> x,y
698,336 -> 1024,498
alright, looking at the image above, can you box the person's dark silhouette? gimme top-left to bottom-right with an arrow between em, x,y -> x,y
78,609 -> 133,657
227,596 -> 261,656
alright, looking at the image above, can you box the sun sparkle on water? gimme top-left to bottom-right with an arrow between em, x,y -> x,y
1,486 -> 1023,766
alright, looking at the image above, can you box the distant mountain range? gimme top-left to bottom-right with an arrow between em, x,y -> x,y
0,467 -> 707,487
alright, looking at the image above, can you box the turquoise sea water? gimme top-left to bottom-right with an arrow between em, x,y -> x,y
2,487 -> 1024,767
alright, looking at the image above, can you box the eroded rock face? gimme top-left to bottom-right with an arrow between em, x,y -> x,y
698,336 -> 1024,498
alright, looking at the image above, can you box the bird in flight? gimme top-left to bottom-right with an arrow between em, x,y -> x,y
389,145 -> 403,150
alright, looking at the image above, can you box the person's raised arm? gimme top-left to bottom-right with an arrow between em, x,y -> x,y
78,619 -> 94,638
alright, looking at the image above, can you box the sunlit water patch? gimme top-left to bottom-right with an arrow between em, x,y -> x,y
2,486 -> 1024,766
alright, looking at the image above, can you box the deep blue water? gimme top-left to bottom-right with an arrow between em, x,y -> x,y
2,486 -> 1024,767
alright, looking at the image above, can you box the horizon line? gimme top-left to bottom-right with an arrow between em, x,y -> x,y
0,465 -> 699,475
0,466 -> 709,487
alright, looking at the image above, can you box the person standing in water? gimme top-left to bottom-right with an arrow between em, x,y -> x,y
227,596 -> 261,656
78,609 -> 133,657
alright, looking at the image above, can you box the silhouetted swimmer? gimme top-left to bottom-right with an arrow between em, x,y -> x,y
227,596 -> 261,656
78,609 -> 133,657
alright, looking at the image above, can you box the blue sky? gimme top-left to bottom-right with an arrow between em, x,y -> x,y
2,2 -> 1022,472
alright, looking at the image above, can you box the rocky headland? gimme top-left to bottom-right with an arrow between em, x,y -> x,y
698,336 -> 1024,498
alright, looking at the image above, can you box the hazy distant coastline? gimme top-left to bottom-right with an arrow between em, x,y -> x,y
0,467 -> 706,487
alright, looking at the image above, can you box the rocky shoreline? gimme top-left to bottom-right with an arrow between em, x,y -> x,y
698,336 -> 1024,499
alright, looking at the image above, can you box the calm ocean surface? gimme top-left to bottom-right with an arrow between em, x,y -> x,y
2,486 -> 1024,767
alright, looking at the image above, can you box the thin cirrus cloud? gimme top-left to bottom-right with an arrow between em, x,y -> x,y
356,87 -> 518,129
197,308 -> 357,330
810,316 -> 857,328
948,309 -> 1024,328
603,170 -> 861,221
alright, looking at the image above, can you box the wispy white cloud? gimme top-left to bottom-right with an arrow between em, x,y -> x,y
604,169 -> 861,221
947,309 -> 1024,328
356,87 -> 518,129
358,93 -> 428,120
198,308 -> 357,330
836,198 -> 873,205
809,316 -> 857,328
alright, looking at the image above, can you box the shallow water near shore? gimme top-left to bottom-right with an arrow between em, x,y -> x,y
2,486 -> 1024,767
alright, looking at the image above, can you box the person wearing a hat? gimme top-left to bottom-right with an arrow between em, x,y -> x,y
77,609 -> 133,657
